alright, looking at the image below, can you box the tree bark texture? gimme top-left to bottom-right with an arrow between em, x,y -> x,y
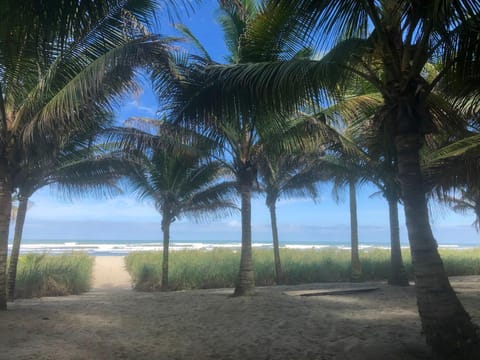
161,216 -> 170,291
386,196 -> 409,286
7,195 -> 28,300
0,175 -> 12,310
349,180 -> 362,281
396,133 -> 480,359
268,203 -> 283,284
234,178 -> 255,296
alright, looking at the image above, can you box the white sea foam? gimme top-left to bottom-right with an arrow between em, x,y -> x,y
7,240 -> 473,256
283,244 -> 330,250
10,241 -> 332,255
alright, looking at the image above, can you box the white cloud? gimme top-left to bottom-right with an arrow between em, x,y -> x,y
227,220 -> 241,228
28,192 -> 159,222
125,100 -> 156,116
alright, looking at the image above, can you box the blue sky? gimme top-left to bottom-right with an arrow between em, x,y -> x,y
18,1 -> 479,246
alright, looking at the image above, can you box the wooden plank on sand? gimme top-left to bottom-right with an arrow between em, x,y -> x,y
285,287 -> 379,297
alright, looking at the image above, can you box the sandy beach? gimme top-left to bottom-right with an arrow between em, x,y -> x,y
92,256 -> 131,290
1,257 -> 479,359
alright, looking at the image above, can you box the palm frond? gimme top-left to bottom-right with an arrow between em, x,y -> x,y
173,23 -> 212,62
17,36 -> 171,147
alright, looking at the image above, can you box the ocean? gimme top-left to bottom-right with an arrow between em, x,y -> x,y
8,237 -> 476,256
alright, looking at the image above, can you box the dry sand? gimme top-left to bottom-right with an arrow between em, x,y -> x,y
1,257 -> 480,360
92,256 -> 131,290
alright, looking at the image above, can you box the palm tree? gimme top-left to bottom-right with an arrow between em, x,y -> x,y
183,1 -> 480,355
0,0 -> 173,309
311,107 -> 391,283
8,192 -> 35,300
364,145 -> 410,286
256,149 -> 321,284
443,188 -> 480,233
323,64 -> 460,286
320,153 -> 364,281
322,126 -> 410,285
7,134 -> 129,300
126,123 -> 236,290
7,193 -> 29,299
425,139 -> 480,237
151,0 -> 316,296
344,113 -> 410,286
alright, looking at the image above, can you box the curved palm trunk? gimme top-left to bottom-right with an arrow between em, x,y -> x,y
396,133 -> 480,358
349,180 -> 361,281
386,196 -> 409,286
7,195 -> 28,300
234,177 -> 255,296
161,215 -> 170,291
0,176 -> 12,310
268,202 -> 283,284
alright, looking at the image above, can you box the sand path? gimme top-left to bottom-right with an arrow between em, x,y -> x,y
2,264 -> 480,359
92,256 -> 131,289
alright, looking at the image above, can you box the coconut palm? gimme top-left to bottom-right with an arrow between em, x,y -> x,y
319,152 -> 364,281
7,137 -> 131,300
323,64 -> 464,286
318,121 -> 371,282
9,194 -> 33,225
151,0 -> 318,295
312,94 -> 408,284
126,124 -> 236,290
0,0 -> 174,309
343,110 -> 410,286
424,132 -> 480,237
361,140 -> 410,286
256,148 -> 322,284
183,1 -> 480,355
322,130 -> 410,285
443,188 -> 480,233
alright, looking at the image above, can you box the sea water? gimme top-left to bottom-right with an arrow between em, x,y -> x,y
7,237 -> 476,256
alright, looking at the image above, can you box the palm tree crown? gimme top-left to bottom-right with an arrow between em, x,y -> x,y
0,0 -> 172,309
125,119 -> 237,290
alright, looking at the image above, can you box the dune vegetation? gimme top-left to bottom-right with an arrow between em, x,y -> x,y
125,248 -> 480,291
13,253 -> 93,299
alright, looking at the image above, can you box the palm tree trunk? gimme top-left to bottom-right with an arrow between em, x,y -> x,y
161,216 -> 170,291
395,133 -> 480,358
268,202 -> 283,284
7,195 -> 28,300
234,178 -> 255,296
386,195 -> 409,286
349,180 -> 361,281
0,176 -> 12,310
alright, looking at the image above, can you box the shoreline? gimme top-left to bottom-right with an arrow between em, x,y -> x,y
9,241 -> 479,257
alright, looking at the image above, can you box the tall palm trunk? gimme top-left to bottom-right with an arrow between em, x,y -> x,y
7,195 -> 28,300
234,173 -> 255,296
0,175 -> 12,310
349,180 -> 361,281
386,195 -> 409,286
161,215 -> 170,291
395,133 -> 480,358
268,201 -> 283,284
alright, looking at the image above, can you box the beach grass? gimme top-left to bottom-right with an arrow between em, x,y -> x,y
14,252 -> 94,299
125,247 -> 480,291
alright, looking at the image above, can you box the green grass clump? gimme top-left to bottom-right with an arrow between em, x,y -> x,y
125,247 -> 480,291
14,252 -> 94,299
126,249 -> 240,290
440,248 -> 480,276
